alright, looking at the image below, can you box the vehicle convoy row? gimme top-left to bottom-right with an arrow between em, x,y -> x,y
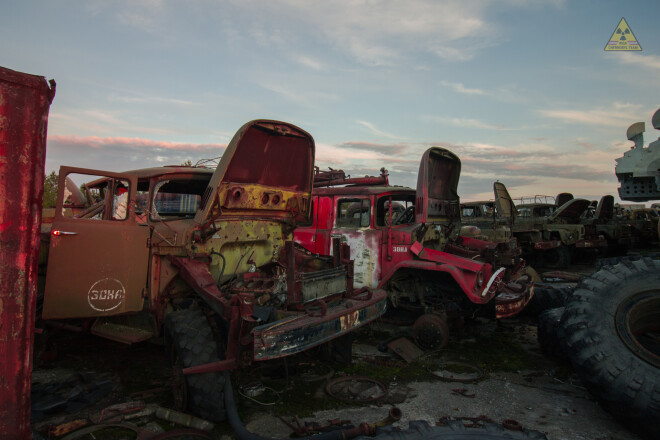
38,123 -> 536,421
460,184 -> 633,268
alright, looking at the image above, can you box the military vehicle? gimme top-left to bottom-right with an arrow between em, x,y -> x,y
38,120 -> 387,421
515,195 -> 603,267
294,148 -> 534,350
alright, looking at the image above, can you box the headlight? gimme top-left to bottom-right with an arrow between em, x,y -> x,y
475,270 -> 484,288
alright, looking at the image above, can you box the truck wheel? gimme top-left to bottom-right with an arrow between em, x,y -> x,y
542,246 -> 571,269
413,313 -> 450,350
561,257 -> 660,440
536,307 -> 567,360
164,308 -> 226,422
362,420 -> 547,440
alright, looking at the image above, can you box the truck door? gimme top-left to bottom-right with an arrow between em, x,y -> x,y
331,196 -> 381,288
42,167 -> 150,319
293,196 -> 335,254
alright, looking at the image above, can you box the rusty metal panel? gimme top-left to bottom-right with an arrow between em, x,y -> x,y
252,289 -> 387,360
0,66 -> 55,438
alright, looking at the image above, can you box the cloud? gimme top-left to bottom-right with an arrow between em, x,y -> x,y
289,0 -> 493,64
614,52 -> 660,71
339,141 -> 409,156
440,80 -> 485,95
440,80 -> 528,103
49,110 -> 187,138
538,102 -> 645,127
256,81 -> 339,108
108,94 -> 195,106
46,134 -> 226,173
49,135 -> 226,151
104,0 -> 495,65
428,116 -> 515,131
295,55 -> 323,71
356,121 -> 404,140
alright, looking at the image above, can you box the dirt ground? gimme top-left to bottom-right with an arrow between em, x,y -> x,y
29,255 -> 651,440
30,313 -> 642,440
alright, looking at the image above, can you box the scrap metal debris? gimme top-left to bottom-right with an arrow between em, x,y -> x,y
325,376 -> 387,403
386,337 -> 425,363
425,360 -> 486,383
31,372 -> 118,422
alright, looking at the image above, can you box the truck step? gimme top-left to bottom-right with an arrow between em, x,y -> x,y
91,318 -> 154,344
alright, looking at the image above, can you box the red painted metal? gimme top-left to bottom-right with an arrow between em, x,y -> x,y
0,66 -> 55,438
313,167 -> 389,188
294,149 -> 534,321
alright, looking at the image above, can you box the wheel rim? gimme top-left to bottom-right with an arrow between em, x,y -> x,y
615,290 -> 660,368
413,314 -> 449,350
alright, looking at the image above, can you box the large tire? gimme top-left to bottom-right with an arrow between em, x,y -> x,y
536,307 -> 567,360
523,283 -> 574,316
164,308 -> 226,422
561,257 -> 660,440
357,420 -> 547,440
595,252 -> 660,271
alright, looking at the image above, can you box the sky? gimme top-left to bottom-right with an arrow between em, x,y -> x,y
3,0 -> 660,203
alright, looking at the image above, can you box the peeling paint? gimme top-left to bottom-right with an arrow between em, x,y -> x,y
0,66 -> 54,438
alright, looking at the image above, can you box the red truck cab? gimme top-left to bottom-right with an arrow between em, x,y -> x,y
295,148 -> 534,348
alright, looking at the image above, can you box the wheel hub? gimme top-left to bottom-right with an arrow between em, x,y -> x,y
615,290 -> 660,368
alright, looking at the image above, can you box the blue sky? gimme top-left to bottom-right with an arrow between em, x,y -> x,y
3,0 -> 659,202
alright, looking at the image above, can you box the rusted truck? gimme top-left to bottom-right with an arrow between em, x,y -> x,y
462,184 -> 619,265
294,148 -> 533,349
38,120 -> 387,421
627,207 -> 659,245
514,195 -> 605,267
460,182 -> 559,257
580,195 -> 631,255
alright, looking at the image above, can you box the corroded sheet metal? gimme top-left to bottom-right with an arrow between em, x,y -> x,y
495,284 -> 534,318
0,66 -> 55,437
415,147 -> 461,224
252,289 -> 387,360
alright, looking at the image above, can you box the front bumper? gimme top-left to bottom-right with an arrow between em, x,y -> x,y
494,274 -> 535,319
533,240 -> 562,250
252,288 -> 387,360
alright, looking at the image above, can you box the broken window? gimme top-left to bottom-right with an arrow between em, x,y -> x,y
150,176 -> 210,221
337,198 -> 371,228
376,194 -> 415,226
64,173 -> 130,222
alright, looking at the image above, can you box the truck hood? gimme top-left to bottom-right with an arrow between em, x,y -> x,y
195,120 -> 314,224
494,181 -> 517,221
595,195 -> 614,220
415,147 -> 461,224
549,198 -> 591,222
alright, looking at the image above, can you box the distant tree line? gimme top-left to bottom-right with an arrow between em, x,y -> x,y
43,171 -> 58,208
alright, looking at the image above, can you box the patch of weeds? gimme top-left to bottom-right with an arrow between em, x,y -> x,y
440,328 -> 547,373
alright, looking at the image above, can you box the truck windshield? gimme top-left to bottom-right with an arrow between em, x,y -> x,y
376,194 -> 415,226
150,177 -> 210,220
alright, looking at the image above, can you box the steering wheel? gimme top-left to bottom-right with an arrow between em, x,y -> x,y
393,206 -> 415,225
